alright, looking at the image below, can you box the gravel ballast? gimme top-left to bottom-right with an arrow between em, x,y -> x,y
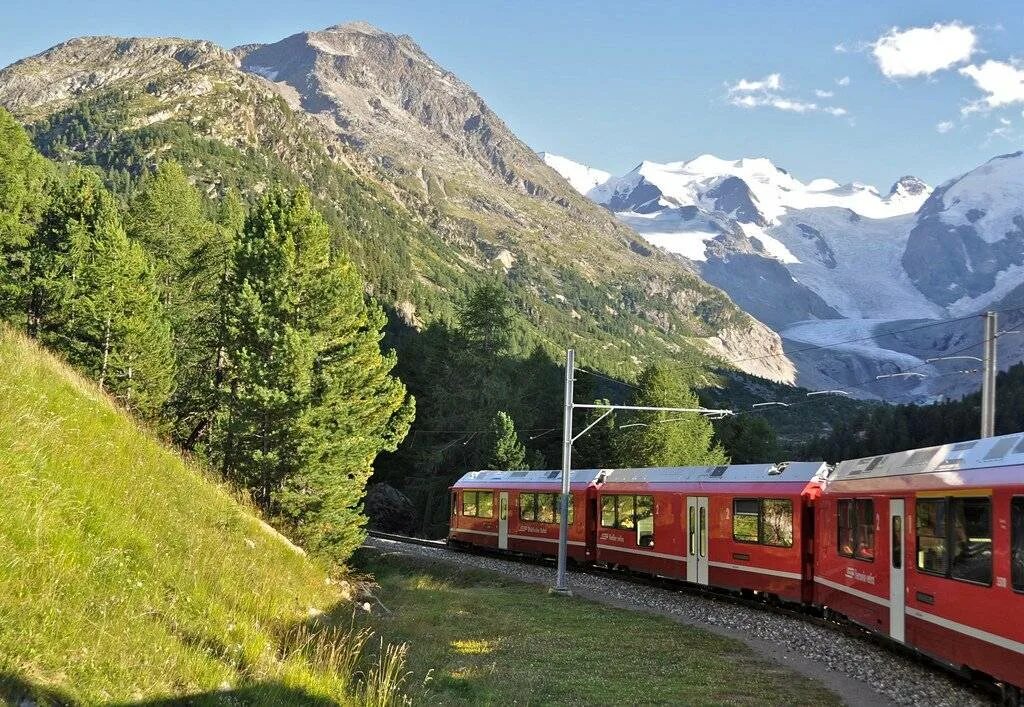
363,537 -> 994,707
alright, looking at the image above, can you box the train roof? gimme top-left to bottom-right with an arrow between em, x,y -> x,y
451,469 -> 603,488
830,431 -> 1024,482
600,462 -> 828,484
451,462 -> 829,489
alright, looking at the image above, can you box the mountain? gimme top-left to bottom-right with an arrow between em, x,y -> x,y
546,150 -> 1024,402
0,328 -> 380,703
0,26 -> 793,384
539,151 -> 611,195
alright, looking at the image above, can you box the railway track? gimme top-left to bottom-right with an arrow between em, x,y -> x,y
365,529 -> 1004,706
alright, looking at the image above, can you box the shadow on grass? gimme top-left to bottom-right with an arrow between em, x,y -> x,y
1,670 -> 339,706
1,672 -> 76,706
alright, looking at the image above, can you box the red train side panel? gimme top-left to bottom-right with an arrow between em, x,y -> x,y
818,434 -> 1024,688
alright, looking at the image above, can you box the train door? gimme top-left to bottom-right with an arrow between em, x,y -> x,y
889,498 -> 905,642
686,496 -> 709,585
498,492 -> 509,550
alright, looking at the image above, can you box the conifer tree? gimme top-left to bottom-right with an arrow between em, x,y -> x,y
613,362 -> 727,467
126,161 -> 223,437
31,168 -> 174,418
485,411 -> 527,470
221,187 -> 414,558
0,109 -> 49,322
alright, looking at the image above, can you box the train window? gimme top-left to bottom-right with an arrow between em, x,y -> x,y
892,515 -> 902,569
538,493 -> 557,524
916,498 -> 949,575
600,494 -> 651,540
856,500 -> 875,560
477,491 -> 493,518
618,495 -> 636,530
950,497 -> 992,585
520,493 -> 573,524
1013,497 -> 1024,592
733,499 -> 793,547
452,492 -> 457,517
733,499 -> 760,543
520,493 -> 537,522
689,506 -> 696,555
763,500 -> 794,547
636,496 -> 654,547
838,499 -> 875,561
917,496 -> 992,585
461,491 -> 494,518
601,495 -> 616,527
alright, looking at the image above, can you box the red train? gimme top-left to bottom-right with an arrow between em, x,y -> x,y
449,432 -> 1024,698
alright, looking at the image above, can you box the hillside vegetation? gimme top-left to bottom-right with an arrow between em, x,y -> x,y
0,329 -> 408,705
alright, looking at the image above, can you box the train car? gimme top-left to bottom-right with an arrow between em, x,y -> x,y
817,433 -> 1024,692
593,463 -> 828,602
448,469 -> 602,561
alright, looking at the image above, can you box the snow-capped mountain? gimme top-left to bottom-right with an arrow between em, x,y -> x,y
538,152 -> 611,194
544,150 -> 1024,402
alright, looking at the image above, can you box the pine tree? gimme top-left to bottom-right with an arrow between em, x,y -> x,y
573,399 -> 618,469
220,187 -> 414,558
0,109 -> 50,323
31,168 -> 174,418
458,281 -> 515,358
486,411 -> 527,470
126,161 -> 224,437
613,362 -> 727,467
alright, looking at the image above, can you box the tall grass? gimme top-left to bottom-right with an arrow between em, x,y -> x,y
0,329 -> 413,705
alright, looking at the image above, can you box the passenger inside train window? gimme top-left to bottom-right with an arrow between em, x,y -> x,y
1013,497 -> 1024,592
838,499 -> 874,561
950,497 -> 991,585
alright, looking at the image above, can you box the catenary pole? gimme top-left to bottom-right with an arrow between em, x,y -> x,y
981,311 -> 997,438
552,348 -> 575,596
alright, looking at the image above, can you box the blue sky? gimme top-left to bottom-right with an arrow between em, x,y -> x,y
3,1 -> 1023,188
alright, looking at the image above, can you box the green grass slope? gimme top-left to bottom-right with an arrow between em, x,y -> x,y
0,329 -> 387,704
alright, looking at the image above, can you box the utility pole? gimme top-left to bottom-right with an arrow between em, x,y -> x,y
981,311 -> 997,438
549,348 -> 733,597
552,349 -> 575,596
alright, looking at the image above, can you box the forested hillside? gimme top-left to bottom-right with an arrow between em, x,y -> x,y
0,109 -> 411,558
803,362 -> 1024,461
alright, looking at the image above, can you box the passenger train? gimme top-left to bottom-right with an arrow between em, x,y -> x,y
449,432 -> 1024,699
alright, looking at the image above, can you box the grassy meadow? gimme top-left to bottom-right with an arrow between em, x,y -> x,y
352,549 -> 841,706
0,329 -> 409,705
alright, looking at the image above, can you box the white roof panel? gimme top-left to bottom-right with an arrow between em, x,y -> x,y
601,462 -> 828,484
831,431 -> 1024,481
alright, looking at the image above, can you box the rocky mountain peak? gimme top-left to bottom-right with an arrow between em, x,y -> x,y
888,175 -> 929,197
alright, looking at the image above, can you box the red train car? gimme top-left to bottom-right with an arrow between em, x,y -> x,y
817,433 -> 1024,689
593,463 -> 827,602
448,470 -> 601,561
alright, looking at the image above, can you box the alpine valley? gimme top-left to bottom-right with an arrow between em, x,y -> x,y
543,151 -> 1024,402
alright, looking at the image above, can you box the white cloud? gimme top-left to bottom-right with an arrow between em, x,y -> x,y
728,73 -> 782,93
815,89 -> 835,98
872,22 -> 976,78
730,93 -> 847,116
727,72 -> 847,117
936,120 -> 954,133
834,43 -> 849,53
836,76 -> 851,87
959,60 -> 1024,112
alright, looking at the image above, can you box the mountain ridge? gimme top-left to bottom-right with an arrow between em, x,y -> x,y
544,148 -> 1024,401
0,27 -> 795,384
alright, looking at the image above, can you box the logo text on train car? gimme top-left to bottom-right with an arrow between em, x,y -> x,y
845,567 -> 876,585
